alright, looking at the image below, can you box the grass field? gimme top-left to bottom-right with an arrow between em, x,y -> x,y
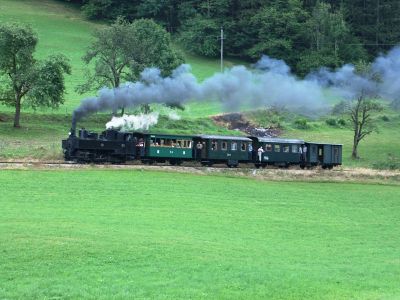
0,169 -> 399,299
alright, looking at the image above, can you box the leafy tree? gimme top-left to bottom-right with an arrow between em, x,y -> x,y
298,1 -> 366,75
78,18 -> 184,114
0,23 -> 70,128
179,16 -> 220,57
246,0 -> 309,68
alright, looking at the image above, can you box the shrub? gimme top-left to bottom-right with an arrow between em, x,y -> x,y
325,118 -> 337,126
294,118 -> 309,129
381,115 -> 390,122
338,118 -> 346,126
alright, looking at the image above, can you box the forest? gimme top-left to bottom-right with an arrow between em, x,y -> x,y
63,0 -> 400,75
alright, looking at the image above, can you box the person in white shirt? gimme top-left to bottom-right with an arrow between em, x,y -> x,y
257,146 -> 264,162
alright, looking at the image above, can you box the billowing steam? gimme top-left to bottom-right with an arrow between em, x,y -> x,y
72,46 -> 400,129
307,47 -> 400,100
106,112 -> 159,131
167,111 -> 181,121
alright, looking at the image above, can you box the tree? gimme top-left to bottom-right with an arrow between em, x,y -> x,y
0,23 -> 70,128
298,1 -> 367,75
348,62 -> 383,159
246,0 -> 309,68
349,94 -> 382,159
179,16 -> 220,57
78,18 -> 184,114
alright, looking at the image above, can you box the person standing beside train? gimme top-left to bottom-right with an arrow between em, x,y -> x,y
300,144 -> 307,163
257,146 -> 264,162
196,141 -> 203,161
248,143 -> 253,160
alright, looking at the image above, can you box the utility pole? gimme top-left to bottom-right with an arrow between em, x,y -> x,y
220,27 -> 224,72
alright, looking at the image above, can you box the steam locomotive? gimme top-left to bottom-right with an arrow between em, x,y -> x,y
62,127 -> 342,169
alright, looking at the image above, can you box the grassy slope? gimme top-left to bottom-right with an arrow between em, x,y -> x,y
0,0 -> 235,115
0,169 -> 399,299
0,0 -> 399,169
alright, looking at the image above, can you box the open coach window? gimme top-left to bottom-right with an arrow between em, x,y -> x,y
241,143 -> 247,151
211,140 -> 218,150
221,141 -> 227,150
283,145 -> 290,153
265,144 -> 272,152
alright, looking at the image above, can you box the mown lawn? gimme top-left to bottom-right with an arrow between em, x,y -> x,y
0,169 -> 399,299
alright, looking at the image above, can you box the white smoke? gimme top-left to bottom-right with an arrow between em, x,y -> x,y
167,111 -> 181,120
105,113 -> 159,131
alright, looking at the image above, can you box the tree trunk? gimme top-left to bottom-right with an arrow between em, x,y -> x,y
120,107 -> 125,116
351,142 -> 358,159
13,95 -> 21,128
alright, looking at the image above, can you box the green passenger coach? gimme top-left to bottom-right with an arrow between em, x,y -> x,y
250,137 -> 304,168
141,133 -> 194,165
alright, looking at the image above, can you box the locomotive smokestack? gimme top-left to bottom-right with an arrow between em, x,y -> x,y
70,116 -> 77,137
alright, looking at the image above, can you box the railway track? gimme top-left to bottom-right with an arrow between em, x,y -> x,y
0,160 -> 367,172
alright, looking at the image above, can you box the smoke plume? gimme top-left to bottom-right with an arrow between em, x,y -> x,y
72,46 -> 400,128
106,113 -> 159,131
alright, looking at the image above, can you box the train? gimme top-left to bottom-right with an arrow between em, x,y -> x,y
62,127 -> 342,169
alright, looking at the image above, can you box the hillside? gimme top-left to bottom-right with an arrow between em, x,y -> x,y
0,0 -> 238,114
0,0 -> 399,169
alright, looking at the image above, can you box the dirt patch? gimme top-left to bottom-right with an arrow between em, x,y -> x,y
212,112 -> 281,137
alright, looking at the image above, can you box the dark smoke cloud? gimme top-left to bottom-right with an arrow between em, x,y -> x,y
72,46 -> 400,128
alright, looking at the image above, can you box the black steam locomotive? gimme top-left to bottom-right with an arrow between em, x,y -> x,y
62,127 -> 342,169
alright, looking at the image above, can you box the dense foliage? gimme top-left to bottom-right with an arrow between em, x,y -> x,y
63,0 -> 400,74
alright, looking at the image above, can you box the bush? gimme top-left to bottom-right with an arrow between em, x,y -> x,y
381,115 -> 390,122
325,118 -> 337,126
294,118 -> 309,129
337,118 -> 346,126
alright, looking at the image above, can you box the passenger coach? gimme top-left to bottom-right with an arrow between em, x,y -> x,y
250,137 -> 304,168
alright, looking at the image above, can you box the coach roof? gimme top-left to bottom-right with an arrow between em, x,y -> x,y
196,134 -> 252,141
255,137 -> 305,144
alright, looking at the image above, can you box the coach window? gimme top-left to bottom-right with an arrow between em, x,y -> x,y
231,142 -> 238,151
283,145 -> 290,153
241,142 -> 247,151
221,141 -> 227,150
265,144 -> 272,152
274,144 -> 281,152
292,145 -> 298,153
211,140 -> 218,151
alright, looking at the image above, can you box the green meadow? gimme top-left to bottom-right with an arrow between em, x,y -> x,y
0,169 -> 399,299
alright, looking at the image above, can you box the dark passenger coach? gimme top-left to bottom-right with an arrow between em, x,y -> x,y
193,135 -> 252,167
